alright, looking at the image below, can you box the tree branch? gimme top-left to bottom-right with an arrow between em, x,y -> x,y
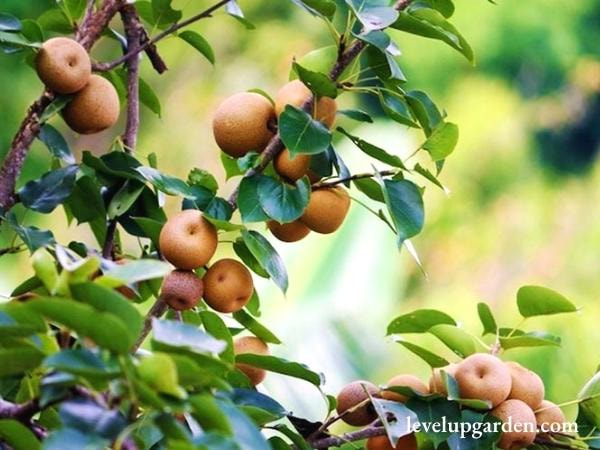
120,4 -> 142,152
309,426 -> 386,448
0,0 -> 125,212
312,169 -> 397,189
94,0 -> 230,72
227,0 -> 413,208
132,297 -> 168,352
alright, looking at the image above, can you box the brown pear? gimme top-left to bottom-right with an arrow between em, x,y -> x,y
366,434 -> 418,450
275,80 -> 337,128
491,399 -> 537,449
535,400 -> 566,431
274,149 -> 311,182
383,374 -> 429,403
429,363 -> 458,395
62,74 -> 120,134
454,353 -> 512,407
267,220 -> 310,242
505,361 -> 545,409
300,187 -> 350,234
203,259 -> 253,313
233,336 -> 269,386
161,270 -> 204,311
35,37 -> 91,94
336,380 -> 380,426
212,92 -> 275,157
159,210 -> 218,270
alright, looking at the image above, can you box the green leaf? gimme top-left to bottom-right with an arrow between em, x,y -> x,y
132,217 -> 164,248
231,388 -> 287,425
38,124 -> 75,164
199,311 -> 234,363
0,31 -> 41,49
179,30 -> 215,64
499,331 -> 561,349
338,127 -> 407,168
415,0 -> 455,18
338,108 -> 373,123
217,400 -> 270,450
516,285 -> 577,317
60,0 -> 87,21
151,0 -> 182,28
0,420 -> 40,450
233,238 -> 270,278
241,230 -> 288,293
428,324 -> 478,358
235,354 -> 323,386
43,349 -> 120,380
477,303 -> 497,336
98,259 -> 171,287
257,175 -> 310,223
413,162 -> 448,193
5,213 -> 55,252
65,176 -> 106,224
396,340 -> 449,368
290,0 -> 336,19
271,425 -> 311,450
406,90 -> 443,136
136,166 -> 194,197
237,176 -> 270,223
405,397 -> 461,446
28,297 -> 133,353
391,7 -> 474,62
444,373 -> 492,409
152,318 -> 227,354
422,122 -> 459,161
292,62 -> 337,98
371,397 -> 417,447
138,352 -> 186,398
188,168 -> 218,194
345,0 -> 399,31
378,92 -> 419,128
37,8 -> 73,34
0,346 -> 45,376
279,105 -> 332,157
232,310 -> 281,344
59,398 -> 127,440
0,13 -> 21,31
108,181 -> 145,219
19,165 -> 78,213
139,77 -> 162,117
354,178 -> 385,203
39,95 -> 72,123
20,19 -> 43,43
221,153 -> 245,179
381,178 -> 425,245
44,428 -> 107,450
579,371 -> 600,429
387,308 -> 456,334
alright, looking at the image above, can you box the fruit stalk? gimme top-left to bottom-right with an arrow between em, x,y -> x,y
0,0 -> 125,211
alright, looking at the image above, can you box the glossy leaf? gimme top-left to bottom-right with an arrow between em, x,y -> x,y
387,308 -> 456,334
235,354 -> 322,386
42,349 -> 120,379
152,318 -> 227,354
136,166 -> 195,197
292,62 -> 337,98
422,122 -> 459,161
19,165 -> 78,213
38,124 -> 75,164
517,285 -> 577,317
381,178 -> 425,245
477,303 -> 497,336
257,175 -> 310,223
290,0 -> 336,19
338,127 -> 407,168
0,420 -> 40,450
429,324 -> 478,357
232,310 -> 282,344
0,13 -> 21,31
279,105 -> 332,157
5,213 -> 55,252
396,340 -> 449,368
345,0 -> 399,31
241,230 -> 288,293
179,30 -> 215,64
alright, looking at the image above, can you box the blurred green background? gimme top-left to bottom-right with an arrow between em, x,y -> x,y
1,0 -> 599,430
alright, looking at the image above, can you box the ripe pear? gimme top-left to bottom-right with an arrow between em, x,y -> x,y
535,400 -> 566,430
233,336 -> 269,386
300,187 -> 350,234
336,380 -> 380,426
212,92 -> 275,157
383,374 -> 429,403
505,361 -> 545,409
491,399 -> 537,450
267,220 -> 310,242
429,363 -> 458,395
159,210 -> 218,270
454,354 -> 512,407
161,270 -> 204,311
275,80 -> 337,128
35,37 -> 91,94
274,149 -> 311,182
366,434 -> 418,450
62,74 -> 120,134
203,258 -> 253,313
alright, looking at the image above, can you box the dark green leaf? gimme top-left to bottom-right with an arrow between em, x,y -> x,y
132,217 -> 164,248
0,420 -> 40,450
188,168 -> 218,194
0,31 -> 40,49
371,397 -> 417,446
179,31 -> 215,64
39,95 -> 72,123
0,346 -> 45,377
579,372 -> 600,429
233,238 -> 270,278
152,318 -> 227,354
59,398 -> 127,440
387,308 -> 455,334
232,310 -> 281,344
378,92 -> 419,127
406,90 -> 443,136
139,77 -> 162,117
238,176 -> 270,223
338,109 -> 373,123
290,0 -> 336,19
257,175 -> 310,223
151,0 -> 182,28
217,400 -> 270,450
199,311 -> 235,363
0,13 -> 21,31
65,176 -> 106,224
422,122 -> 459,161
107,181 -> 145,219
235,354 -> 322,386
292,62 -> 337,98
516,285 -> 577,317
20,19 -> 43,43
396,340 -> 449,368
381,178 -> 424,244
19,165 -> 78,213
38,124 -> 75,164
241,230 -> 288,293
37,8 -> 73,34
499,331 -> 561,349
338,127 -> 406,168
405,398 -> 461,447
279,105 -> 332,157
413,163 -> 448,193
354,178 -> 385,202
44,428 -> 107,450
345,0 -> 399,31
428,324 -> 478,357
5,213 -> 55,252
136,166 -> 194,197
221,153 -> 245,179
43,349 -> 120,379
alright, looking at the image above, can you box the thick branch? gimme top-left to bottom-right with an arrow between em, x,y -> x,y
94,0 -> 230,72
0,0 -> 125,211
0,398 -> 39,421
309,426 -> 386,448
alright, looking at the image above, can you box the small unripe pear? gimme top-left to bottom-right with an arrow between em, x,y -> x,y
212,92 -> 275,157
35,37 -> 91,94
336,380 -> 380,426
203,259 -> 253,313
233,336 -> 269,386
161,270 -> 204,311
62,74 -> 120,134
267,220 -> 310,242
159,210 -> 218,270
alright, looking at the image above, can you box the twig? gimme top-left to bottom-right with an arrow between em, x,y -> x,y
310,425 -> 386,448
94,0 -> 230,72
0,245 -> 25,256
132,297 -> 168,352
312,169 -> 397,189
102,219 -> 118,259
0,0 -> 125,212
227,0 -> 414,209
120,4 -> 142,151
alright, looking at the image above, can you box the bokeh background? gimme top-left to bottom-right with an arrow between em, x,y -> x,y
1,0 -> 599,431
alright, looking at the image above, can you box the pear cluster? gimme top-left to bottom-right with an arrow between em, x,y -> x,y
35,37 -> 120,134
336,353 -> 566,450
212,81 -> 351,242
